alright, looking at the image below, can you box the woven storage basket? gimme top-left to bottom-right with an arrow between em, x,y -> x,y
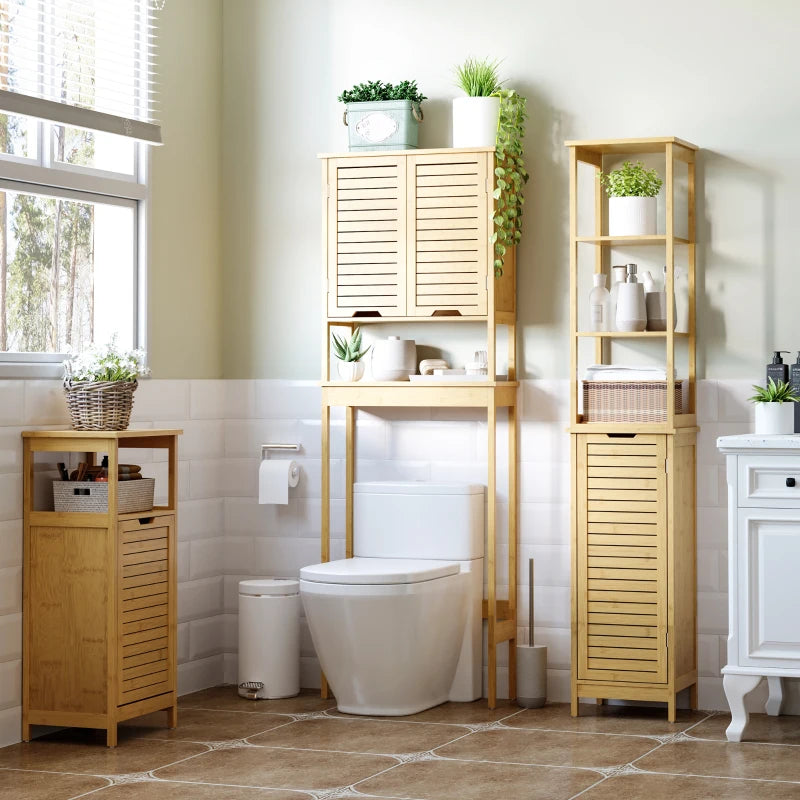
53,478 -> 155,514
63,380 -> 137,431
583,380 -> 684,424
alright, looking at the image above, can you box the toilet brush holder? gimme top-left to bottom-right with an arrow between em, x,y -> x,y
516,644 -> 547,708
516,557 -> 547,708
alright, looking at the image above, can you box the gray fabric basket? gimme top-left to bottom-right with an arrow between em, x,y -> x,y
343,100 -> 421,151
53,478 -> 156,514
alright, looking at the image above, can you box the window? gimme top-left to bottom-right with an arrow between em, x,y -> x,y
0,0 -> 158,376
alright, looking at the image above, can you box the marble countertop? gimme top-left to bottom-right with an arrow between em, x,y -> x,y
717,433 -> 800,451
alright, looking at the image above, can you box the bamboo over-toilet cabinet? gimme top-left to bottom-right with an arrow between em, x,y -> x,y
21,429 -> 181,748
566,137 -> 698,721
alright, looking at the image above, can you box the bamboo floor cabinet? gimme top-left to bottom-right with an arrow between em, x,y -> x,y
566,138 -> 699,720
22,429 -> 182,747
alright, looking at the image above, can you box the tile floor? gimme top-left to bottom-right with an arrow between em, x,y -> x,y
2,688 -> 800,799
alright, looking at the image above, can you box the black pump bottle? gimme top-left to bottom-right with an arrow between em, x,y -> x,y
767,351 -> 790,386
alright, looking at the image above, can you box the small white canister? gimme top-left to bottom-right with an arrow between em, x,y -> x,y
371,336 -> 417,381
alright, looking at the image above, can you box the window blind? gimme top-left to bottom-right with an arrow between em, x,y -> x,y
0,0 -> 161,144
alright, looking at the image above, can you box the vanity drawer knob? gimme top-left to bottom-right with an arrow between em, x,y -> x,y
787,477 -> 796,488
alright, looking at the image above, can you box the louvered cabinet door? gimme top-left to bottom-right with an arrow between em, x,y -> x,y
118,516 -> 176,705
407,152 -> 489,316
327,156 -> 407,316
576,434 -> 667,683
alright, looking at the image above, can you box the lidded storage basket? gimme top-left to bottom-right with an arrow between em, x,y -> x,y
582,380 -> 684,424
63,380 -> 137,431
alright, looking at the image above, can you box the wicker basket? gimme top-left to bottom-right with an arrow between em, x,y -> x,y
63,380 -> 137,431
53,478 -> 155,514
583,380 -> 684,424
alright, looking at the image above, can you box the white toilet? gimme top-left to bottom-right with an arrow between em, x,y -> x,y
300,481 -> 484,716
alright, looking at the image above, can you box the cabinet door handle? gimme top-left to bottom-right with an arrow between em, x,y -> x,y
787,477 -> 796,488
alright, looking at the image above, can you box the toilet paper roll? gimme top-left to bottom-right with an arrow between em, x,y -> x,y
258,460 -> 300,505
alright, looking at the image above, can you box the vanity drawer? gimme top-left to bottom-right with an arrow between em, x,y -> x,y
738,455 -> 800,507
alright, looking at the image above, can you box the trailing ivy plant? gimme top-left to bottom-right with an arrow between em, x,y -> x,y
337,80 -> 426,105
492,89 -> 529,277
599,160 -> 662,198
748,378 -> 800,404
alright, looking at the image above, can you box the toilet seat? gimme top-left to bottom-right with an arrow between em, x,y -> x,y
300,557 -> 460,585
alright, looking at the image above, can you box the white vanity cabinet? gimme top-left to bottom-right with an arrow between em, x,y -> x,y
717,434 -> 800,741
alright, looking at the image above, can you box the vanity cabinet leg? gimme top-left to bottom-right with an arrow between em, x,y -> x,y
766,676 -> 784,717
723,673 -> 762,742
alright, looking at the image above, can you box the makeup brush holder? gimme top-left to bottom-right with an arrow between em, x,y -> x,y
516,644 -> 547,708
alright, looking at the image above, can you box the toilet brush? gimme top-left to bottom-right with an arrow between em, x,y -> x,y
516,558 -> 547,708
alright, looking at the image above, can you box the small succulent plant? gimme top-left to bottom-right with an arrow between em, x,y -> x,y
748,378 -> 800,403
331,327 -> 370,363
599,160 -> 663,198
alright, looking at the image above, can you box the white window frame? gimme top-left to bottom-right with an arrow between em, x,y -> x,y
0,1 -> 152,379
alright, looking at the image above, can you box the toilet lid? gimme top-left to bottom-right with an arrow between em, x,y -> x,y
300,557 -> 460,585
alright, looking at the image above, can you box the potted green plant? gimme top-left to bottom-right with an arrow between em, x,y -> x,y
598,160 -> 663,236
63,337 -> 150,430
749,378 -> 799,435
338,80 -> 426,151
331,327 -> 370,381
452,57 -> 503,148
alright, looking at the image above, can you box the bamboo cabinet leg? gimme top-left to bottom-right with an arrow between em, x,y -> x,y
345,406 -> 355,559
507,403 -> 518,701
320,401 -> 330,699
167,704 -> 178,729
487,402 -> 497,709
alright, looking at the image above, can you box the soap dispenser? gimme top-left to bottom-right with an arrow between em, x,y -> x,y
767,351 -> 790,386
790,353 -> 800,432
615,264 -> 647,332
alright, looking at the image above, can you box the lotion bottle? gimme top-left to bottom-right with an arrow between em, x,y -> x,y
790,352 -> 800,432
589,273 -> 611,332
767,351 -> 790,386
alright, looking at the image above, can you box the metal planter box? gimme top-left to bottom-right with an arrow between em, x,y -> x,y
343,100 -> 421,151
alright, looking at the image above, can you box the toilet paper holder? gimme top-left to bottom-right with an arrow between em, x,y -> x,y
261,443 -> 300,460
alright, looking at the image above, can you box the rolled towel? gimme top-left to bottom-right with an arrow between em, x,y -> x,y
583,364 -> 670,381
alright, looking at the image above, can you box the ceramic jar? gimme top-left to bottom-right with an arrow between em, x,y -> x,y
370,336 -> 417,381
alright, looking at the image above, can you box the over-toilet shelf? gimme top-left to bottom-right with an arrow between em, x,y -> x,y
319,146 -> 520,709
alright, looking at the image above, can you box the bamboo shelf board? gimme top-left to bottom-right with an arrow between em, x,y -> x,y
575,235 -> 691,246
569,415 -> 698,434
328,316 -> 499,324
318,146 -> 496,159
576,331 -> 689,338
564,136 -> 698,154
22,429 -> 183,439
322,381 -> 519,409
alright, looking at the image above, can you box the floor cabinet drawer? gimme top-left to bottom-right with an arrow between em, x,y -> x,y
738,455 -> 800,507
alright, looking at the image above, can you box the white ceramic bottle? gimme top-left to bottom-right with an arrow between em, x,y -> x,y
674,267 -> 689,333
615,263 -> 647,332
588,273 -> 611,332
608,265 -> 627,331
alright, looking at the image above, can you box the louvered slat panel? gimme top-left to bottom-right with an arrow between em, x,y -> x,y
577,434 -> 667,684
329,157 -> 406,316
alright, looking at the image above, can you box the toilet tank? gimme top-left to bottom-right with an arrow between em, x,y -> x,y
353,482 -> 484,561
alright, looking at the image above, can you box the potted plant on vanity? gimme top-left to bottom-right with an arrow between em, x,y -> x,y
338,80 -> 426,151
599,160 -> 663,236
749,378 -> 799,435
332,327 -> 370,381
63,337 -> 149,431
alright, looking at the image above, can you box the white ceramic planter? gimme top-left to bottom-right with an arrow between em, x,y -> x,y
608,196 -> 657,236
452,96 -> 500,148
337,360 -> 365,381
754,402 -> 795,435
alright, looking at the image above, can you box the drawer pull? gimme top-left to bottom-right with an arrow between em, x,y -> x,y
787,478 -> 796,488
138,516 -> 155,525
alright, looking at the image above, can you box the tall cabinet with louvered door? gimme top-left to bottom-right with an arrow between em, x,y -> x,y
326,155 -> 407,317
407,151 -> 489,316
566,137 -> 699,722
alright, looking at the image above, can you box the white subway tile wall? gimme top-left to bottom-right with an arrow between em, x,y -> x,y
0,377 -> 769,747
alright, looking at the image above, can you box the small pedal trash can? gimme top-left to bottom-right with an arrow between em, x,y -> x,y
238,578 -> 300,699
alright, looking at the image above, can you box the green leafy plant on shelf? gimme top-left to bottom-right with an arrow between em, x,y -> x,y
492,89 -> 529,277
331,327 -> 370,362
598,160 -> 663,197
337,80 -> 426,104
454,57 -> 504,97
748,378 -> 800,404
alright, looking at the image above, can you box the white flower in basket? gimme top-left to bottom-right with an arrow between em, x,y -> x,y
63,336 -> 150,431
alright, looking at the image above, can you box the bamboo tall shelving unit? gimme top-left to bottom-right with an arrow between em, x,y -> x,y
319,146 -> 519,708
566,137 -> 698,721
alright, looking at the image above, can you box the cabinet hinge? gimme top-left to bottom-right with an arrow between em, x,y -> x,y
326,183 -> 331,198
665,458 -> 669,474
665,632 -> 669,649
485,177 -> 490,194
